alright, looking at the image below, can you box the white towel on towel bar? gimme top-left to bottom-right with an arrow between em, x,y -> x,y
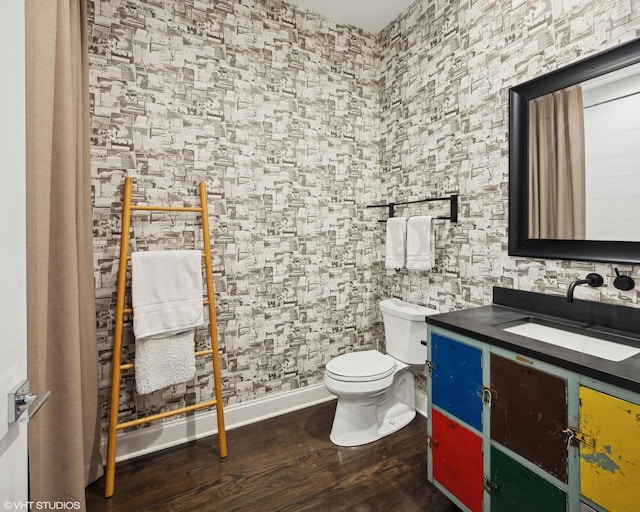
406,216 -> 434,271
385,217 -> 407,269
131,250 -> 204,394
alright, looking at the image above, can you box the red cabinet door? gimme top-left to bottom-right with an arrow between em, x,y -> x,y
431,409 -> 483,512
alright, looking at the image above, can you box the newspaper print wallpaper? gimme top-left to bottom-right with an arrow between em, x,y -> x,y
89,0 -> 382,431
377,0 -> 640,312
89,0 -> 640,435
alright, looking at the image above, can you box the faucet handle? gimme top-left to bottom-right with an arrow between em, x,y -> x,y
613,268 -> 635,291
585,273 -> 604,287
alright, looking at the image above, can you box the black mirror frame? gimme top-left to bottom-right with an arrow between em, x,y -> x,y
509,37 -> 640,264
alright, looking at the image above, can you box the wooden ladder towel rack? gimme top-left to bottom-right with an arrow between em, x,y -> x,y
104,176 -> 227,498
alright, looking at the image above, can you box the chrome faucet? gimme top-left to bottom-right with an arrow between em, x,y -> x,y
567,273 -> 604,303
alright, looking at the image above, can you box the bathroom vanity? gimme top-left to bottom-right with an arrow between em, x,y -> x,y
424,287 -> 640,512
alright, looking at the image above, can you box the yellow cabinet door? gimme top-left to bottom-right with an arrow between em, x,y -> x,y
579,386 -> 640,512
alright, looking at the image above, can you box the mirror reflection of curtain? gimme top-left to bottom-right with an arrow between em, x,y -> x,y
529,85 -> 586,239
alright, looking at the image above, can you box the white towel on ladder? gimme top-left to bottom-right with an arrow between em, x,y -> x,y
406,216 -> 434,271
134,330 -> 197,396
385,217 -> 407,269
131,250 -> 204,394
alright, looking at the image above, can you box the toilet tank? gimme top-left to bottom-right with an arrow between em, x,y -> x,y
380,298 -> 439,364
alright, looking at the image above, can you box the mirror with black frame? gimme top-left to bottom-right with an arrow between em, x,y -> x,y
509,37 -> 640,264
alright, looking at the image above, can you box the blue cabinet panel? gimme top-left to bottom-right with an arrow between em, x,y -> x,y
431,333 -> 483,431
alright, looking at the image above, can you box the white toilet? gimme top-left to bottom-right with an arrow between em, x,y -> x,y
324,298 -> 438,447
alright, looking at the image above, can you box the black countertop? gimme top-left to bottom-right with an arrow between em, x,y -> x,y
424,287 -> 640,393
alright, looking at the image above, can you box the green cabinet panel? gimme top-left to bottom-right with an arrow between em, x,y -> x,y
490,446 -> 566,512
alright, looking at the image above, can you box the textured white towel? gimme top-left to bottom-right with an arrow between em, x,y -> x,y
134,329 -> 197,395
406,216 -> 434,271
385,217 -> 407,269
131,250 -> 204,394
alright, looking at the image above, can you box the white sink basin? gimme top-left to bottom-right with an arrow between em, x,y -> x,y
503,321 -> 640,362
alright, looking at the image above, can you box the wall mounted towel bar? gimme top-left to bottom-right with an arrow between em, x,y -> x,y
367,194 -> 458,223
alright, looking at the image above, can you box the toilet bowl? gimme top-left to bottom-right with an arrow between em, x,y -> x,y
324,298 -> 438,447
324,350 -> 416,446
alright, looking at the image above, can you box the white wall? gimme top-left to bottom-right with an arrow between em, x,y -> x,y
0,0 -> 28,503
583,73 -> 640,241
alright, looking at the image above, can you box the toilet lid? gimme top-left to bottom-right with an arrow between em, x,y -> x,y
326,350 -> 396,382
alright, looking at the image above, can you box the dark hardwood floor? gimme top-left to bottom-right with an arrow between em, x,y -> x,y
86,400 -> 460,512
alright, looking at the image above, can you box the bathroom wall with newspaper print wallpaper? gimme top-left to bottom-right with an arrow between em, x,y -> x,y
89,0 -> 640,434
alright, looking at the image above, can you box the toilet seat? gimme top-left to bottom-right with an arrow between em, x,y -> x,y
325,350 -> 396,382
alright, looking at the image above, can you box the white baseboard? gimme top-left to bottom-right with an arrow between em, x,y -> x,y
105,383 -> 336,464
105,385 -> 429,464
415,389 -> 428,418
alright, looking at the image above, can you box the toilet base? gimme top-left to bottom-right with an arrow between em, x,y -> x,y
328,369 -> 416,447
377,403 -> 416,439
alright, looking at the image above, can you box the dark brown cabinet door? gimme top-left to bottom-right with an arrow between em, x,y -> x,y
490,354 -> 568,482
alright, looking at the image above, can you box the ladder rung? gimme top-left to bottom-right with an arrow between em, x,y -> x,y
126,253 -> 207,262
123,299 -> 210,316
115,398 -> 218,430
131,205 -> 203,213
118,349 -> 215,372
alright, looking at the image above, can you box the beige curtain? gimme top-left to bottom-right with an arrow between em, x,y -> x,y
25,0 -> 102,508
529,85 -> 586,239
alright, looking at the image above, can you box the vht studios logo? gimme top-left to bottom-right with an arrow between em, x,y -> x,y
3,502 -> 80,511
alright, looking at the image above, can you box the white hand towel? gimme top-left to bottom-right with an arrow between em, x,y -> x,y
131,250 -> 204,339
406,216 -> 434,271
131,250 -> 204,394
385,217 -> 407,269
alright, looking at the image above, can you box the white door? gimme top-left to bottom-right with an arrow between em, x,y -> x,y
0,1 -> 28,503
